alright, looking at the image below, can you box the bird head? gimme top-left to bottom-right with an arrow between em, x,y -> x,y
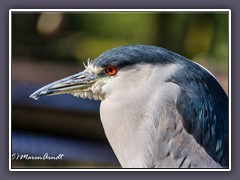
28,46 -> 126,100
30,45 -> 177,101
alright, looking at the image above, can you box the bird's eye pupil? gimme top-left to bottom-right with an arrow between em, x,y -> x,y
106,66 -> 117,76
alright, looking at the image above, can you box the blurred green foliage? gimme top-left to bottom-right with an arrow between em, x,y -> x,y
12,12 -> 229,72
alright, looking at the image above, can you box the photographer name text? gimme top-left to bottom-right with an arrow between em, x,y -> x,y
12,153 -> 64,161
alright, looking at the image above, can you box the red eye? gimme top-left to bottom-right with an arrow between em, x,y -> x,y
105,66 -> 117,76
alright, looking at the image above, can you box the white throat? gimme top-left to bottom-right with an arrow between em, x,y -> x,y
99,63 -> 181,168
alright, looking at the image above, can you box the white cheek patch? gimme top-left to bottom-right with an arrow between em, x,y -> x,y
84,58 -> 104,74
68,59 -> 107,101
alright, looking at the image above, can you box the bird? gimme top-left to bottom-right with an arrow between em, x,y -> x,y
30,45 -> 228,168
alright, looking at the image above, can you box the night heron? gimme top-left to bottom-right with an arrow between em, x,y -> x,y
30,45 -> 228,168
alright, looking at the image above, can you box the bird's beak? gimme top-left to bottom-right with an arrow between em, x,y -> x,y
30,70 -> 98,100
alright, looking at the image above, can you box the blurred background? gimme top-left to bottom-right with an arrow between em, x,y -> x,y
11,11 -> 229,169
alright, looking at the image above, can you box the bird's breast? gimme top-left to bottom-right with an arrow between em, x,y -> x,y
100,97 -> 153,167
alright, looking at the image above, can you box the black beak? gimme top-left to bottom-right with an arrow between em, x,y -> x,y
30,70 -> 98,100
